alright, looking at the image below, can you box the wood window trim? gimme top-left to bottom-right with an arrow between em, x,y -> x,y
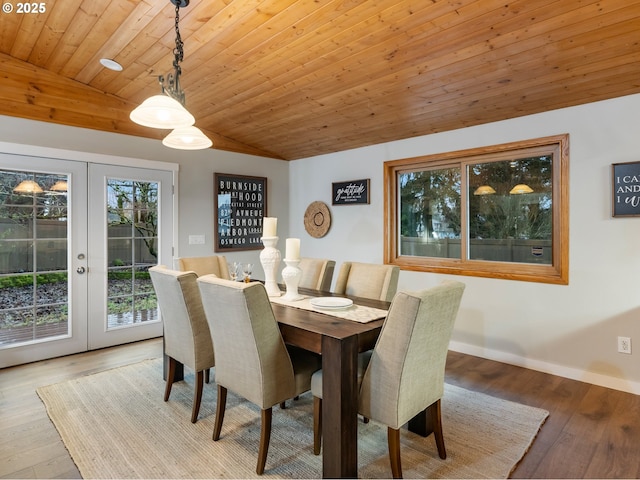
384,134 -> 569,285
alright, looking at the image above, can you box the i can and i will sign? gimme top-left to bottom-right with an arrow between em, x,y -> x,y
613,161 -> 640,217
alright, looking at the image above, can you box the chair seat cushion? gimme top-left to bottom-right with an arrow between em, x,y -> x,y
287,346 -> 322,397
311,350 -> 372,399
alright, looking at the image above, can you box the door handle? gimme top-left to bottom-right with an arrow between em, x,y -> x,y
76,266 -> 86,274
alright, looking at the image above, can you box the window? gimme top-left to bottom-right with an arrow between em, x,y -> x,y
384,134 -> 569,284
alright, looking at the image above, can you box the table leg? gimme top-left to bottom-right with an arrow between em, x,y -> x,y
321,334 -> 359,478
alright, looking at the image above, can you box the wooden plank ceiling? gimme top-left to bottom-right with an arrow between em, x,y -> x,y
0,0 -> 639,160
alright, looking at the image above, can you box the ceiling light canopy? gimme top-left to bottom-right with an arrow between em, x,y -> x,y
129,0 -> 212,150
99,58 -> 123,71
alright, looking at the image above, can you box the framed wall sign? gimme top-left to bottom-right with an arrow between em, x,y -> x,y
612,161 -> 640,217
214,173 -> 267,251
332,178 -> 370,205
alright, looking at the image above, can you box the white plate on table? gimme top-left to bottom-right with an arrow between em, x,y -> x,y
310,297 -> 354,310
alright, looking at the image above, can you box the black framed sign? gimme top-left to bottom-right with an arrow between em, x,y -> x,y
332,178 -> 370,205
612,162 -> 640,217
214,173 -> 267,251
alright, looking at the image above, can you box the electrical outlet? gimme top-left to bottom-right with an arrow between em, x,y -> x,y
618,336 -> 632,354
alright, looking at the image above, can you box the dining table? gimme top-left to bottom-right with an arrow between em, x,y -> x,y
271,288 -> 387,478
165,284 -> 437,478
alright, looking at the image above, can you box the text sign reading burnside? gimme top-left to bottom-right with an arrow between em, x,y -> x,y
215,173 -> 267,251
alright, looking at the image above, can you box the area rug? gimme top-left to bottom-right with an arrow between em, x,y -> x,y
37,358 -> 548,479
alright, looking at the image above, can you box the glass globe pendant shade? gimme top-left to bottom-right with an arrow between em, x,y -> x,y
162,126 -> 212,150
50,180 -> 68,192
13,180 -> 44,194
130,95 -> 195,129
473,185 -> 496,195
509,184 -> 534,194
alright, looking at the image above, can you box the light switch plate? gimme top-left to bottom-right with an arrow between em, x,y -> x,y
188,235 -> 205,245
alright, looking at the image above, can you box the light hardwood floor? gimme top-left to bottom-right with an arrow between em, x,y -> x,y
1,338 -> 639,478
0,339 -> 163,479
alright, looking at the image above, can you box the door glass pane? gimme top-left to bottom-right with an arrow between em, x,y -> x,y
106,179 -> 158,329
0,170 -> 70,347
398,167 -> 462,259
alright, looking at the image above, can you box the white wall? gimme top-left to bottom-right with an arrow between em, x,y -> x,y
0,116 -> 289,269
289,93 -> 640,394
3,94 -> 640,394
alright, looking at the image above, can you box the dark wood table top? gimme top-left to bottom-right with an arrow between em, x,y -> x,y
272,288 -> 389,354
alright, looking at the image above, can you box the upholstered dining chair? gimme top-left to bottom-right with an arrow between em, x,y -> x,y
149,265 -> 215,423
311,281 -> 466,478
334,261 -> 400,302
175,255 -> 230,279
298,257 -> 336,291
196,275 -> 321,475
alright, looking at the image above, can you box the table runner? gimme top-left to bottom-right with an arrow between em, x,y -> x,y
270,295 -> 388,323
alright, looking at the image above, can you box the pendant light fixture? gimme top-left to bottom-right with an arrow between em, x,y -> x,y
50,180 -> 68,193
473,185 -> 496,196
13,180 -> 43,194
129,0 -> 212,150
509,184 -> 534,194
162,125 -> 213,150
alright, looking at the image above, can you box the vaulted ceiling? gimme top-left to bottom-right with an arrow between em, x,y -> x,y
0,0 -> 639,160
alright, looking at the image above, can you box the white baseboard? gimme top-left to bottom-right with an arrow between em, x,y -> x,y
449,340 -> 640,395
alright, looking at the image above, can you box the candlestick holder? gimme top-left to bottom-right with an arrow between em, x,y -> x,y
260,236 -> 282,297
282,258 -> 304,301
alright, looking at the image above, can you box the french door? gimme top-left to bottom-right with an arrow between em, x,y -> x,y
87,164 -> 171,349
0,154 -> 174,367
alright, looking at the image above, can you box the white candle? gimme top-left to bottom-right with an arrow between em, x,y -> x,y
263,217 -> 277,237
286,238 -> 300,260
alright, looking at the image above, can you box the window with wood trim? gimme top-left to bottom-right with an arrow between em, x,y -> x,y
384,134 -> 569,284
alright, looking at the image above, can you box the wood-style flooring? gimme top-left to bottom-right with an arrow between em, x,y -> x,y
1,338 -> 639,479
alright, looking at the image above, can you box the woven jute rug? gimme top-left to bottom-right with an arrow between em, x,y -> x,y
37,358 -> 548,479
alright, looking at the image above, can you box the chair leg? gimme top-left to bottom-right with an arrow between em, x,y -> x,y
164,356 -> 176,402
191,370 -> 205,423
430,399 -> 447,459
257,407 -> 272,475
279,401 -> 286,409
313,396 -> 322,455
213,385 -> 227,441
387,427 -> 402,479
205,368 -> 211,384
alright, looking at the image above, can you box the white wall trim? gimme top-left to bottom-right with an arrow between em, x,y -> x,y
0,140 -> 179,172
449,340 -> 640,395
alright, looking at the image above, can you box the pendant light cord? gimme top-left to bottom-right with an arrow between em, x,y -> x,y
173,3 -> 183,76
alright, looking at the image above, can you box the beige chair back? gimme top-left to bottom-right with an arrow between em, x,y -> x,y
359,281 -> 465,429
175,255 -> 230,279
148,265 -> 214,372
298,257 -> 335,291
334,261 -> 399,301
197,276 -> 296,409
